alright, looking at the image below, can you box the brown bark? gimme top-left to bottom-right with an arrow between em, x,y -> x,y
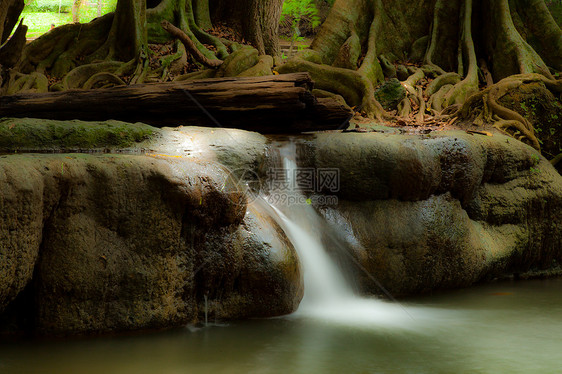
210,0 -> 283,56
0,73 -> 352,133
257,0 -> 283,56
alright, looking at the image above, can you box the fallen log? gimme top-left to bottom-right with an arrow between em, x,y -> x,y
0,73 -> 352,133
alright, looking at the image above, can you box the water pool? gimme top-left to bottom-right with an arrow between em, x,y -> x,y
1,277 -> 561,374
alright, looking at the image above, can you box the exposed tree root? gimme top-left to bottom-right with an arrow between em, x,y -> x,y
1,0 -> 560,151
238,55 -> 274,77
485,0 -> 553,80
332,30 -> 361,70
278,57 -> 388,121
425,72 -> 460,97
276,0 -> 560,143
216,46 -> 259,77
3,0 -> 231,93
6,71 -> 49,94
174,68 -> 216,81
493,118 -> 539,150
161,20 -> 222,68
456,74 -> 562,150
83,72 -> 127,89
551,153 -> 562,167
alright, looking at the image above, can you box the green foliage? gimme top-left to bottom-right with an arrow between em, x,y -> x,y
19,0 -> 117,38
530,153 -> 541,173
531,153 -> 541,165
25,0 -> 73,12
281,0 -> 321,57
20,12 -> 72,38
282,0 -> 322,28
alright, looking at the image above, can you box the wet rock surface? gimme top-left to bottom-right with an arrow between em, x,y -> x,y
312,131 -> 562,296
1,118 -> 561,333
0,123 -> 300,335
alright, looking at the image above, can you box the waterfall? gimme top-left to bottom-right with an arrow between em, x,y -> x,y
270,148 -> 352,310
263,141 -> 447,329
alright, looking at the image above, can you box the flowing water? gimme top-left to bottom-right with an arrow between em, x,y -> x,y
2,279 -> 562,374
2,143 -> 562,373
268,143 -> 448,330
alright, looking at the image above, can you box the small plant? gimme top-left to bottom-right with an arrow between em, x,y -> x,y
530,153 -> 541,173
531,153 -> 540,162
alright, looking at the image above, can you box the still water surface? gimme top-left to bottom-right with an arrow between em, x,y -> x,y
1,277 -> 561,374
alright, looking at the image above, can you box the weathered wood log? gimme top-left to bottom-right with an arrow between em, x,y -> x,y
0,73 -> 352,133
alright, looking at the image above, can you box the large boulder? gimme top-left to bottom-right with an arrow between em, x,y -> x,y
310,130 -> 562,296
0,119 -> 301,335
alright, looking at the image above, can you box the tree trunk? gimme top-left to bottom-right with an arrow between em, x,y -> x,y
0,0 -> 24,44
108,0 -> 147,61
72,0 -> 82,23
211,0 -> 283,56
0,73 -> 352,133
0,20 -> 27,69
193,0 -> 212,30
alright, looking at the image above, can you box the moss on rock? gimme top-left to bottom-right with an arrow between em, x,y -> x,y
374,78 -> 407,111
0,118 -> 156,152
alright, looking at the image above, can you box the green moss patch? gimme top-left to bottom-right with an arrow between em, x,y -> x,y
0,118 -> 156,152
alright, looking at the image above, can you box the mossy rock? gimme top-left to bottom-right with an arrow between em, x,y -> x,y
0,118 -> 156,152
374,78 -> 407,111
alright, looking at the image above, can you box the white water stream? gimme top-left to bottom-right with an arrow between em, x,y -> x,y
265,142 -> 454,330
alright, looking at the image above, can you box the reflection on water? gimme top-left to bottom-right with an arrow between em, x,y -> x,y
1,278 -> 562,374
